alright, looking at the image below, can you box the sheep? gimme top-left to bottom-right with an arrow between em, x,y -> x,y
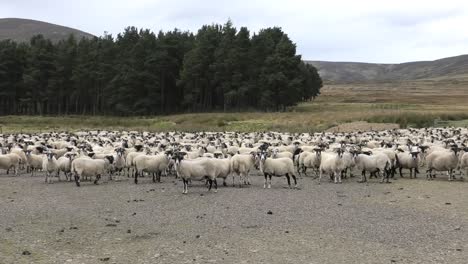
230,152 -> 256,187
24,150 -> 43,176
173,153 -> 218,194
10,146 -> 27,170
0,153 -> 21,176
57,152 -> 77,181
258,151 -> 297,189
298,150 -> 322,177
426,147 -> 460,181
71,155 -> 114,186
185,146 -> 207,159
318,149 -> 345,184
354,151 -> 392,183
133,151 -> 172,184
125,147 -> 149,176
112,148 -> 126,179
395,150 -> 420,178
458,148 -> 468,179
272,149 -> 293,159
43,152 -> 59,183
212,156 -> 232,186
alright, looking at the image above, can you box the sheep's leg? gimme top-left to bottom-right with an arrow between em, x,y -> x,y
74,173 -> 80,187
223,178 -> 227,187
152,173 -> 156,183
286,174 -> 291,188
318,170 -> 323,184
134,170 -> 139,184
399,167 -> 403,178
426,169 -> 432,180
359,170 -> 367,183
337,170 -> 342,183
291,174 -> 297,188
448,170 -> 453,181
182,178 -> 187,194
95,174 -> 101,184
157,172 -> 161,183
213,179 -> 218,193
263,173 -> 268,189
232,173 -> 236,187
268,175 -> 272,189
208,179 -> 213,191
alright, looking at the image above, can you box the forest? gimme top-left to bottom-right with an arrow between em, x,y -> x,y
0,21 -> 322,115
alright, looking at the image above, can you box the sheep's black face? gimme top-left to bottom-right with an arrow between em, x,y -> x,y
105,156 -> 114,164
410,152 -> 419,160
46,153 -> 54,160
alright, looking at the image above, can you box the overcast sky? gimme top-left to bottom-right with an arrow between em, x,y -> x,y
2,0 -> 468,63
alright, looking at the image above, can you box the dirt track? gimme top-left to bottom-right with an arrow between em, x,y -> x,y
1,171 -> 467,264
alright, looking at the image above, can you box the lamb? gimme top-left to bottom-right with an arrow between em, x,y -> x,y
57,152 -> 77,181
426,147 -> 460,181
173,153 -> 218,194
24,150 -> 43,176
354,152 -> 392,183
230,152 -> 256,187
43,152 -> 59,183
318,149 -> 345,184
258,151 -> 297,189
71,156 -> 114,186
395,150 -> 420,178
133,151 -> 172,184
0,153 -> 21,176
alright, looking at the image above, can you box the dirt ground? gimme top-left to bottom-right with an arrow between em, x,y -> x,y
1,170 -> 467,264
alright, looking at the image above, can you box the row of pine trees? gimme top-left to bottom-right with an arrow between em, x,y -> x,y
0,21 -> 322,115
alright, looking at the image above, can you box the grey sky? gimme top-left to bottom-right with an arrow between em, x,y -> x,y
2,0 -> 468,63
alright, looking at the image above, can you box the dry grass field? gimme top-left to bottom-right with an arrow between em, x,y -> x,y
1,78 -> 467,133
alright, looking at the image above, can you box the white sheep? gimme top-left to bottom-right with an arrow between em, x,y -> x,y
426,147 -> 460,181
395,150 -> 420,178
112,148 -> 126,179
258,151 -> 297,189
43,152 -> 59,183
24,150 -> 43,176
133,151 -> 172,184
318,150 -> 345,184
354,152 -> 391,183
272,149 -> 293,159
57,152 -> 77,181
230,152 -> 256,187
212,157 -> 232,186
459,149 -> 468,179
173,153 -> 218,194
0,153 -> 21,176
71,156 -> 114,186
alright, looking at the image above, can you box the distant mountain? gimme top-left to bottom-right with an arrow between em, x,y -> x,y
307,54 -> 468,83
0,18 -> 94,43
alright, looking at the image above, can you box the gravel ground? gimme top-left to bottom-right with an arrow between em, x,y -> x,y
1,171 -> 467,264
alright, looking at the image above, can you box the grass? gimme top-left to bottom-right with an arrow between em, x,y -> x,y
1,78 -> 468,133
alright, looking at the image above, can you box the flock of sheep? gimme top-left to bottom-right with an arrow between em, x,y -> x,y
1,127 -> 468,194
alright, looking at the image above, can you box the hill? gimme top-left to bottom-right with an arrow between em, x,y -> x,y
308,54 -> 468,83
0,18 -> 94,42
